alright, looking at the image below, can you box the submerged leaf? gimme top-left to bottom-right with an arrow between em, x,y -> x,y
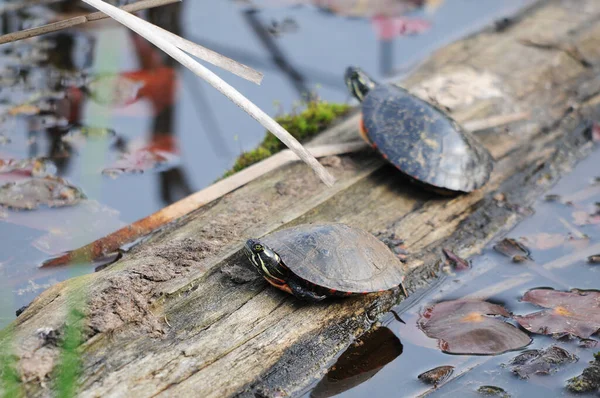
418,300 -> 531,355
442,248 -> 470,271
509,346 -> 577,379
0,177 -> 84,210
515,289 -> 600,339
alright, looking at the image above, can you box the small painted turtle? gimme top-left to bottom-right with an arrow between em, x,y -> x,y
243,223 -> 406,301
345,66 -> 493,193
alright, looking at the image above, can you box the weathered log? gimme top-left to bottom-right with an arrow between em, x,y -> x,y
3,0 -> 600,396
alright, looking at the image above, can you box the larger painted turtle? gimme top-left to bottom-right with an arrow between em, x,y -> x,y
243,223 -> 406,301
345,66 -> 493,193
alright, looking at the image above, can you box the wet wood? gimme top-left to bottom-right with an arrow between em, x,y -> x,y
41,111 -> 522,269
41,141 -> 369,268
4,0 -> 600,396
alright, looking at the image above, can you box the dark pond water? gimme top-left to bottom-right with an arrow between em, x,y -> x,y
0,1 -> 535,328
304,147 -> 600,398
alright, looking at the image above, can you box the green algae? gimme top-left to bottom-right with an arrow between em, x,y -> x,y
222,100 -> 351,178
567,351 -> 600,394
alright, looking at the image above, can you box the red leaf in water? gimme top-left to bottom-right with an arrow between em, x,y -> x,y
515,289 -> 600,339
103,135 -> 179,176
372,16 -> 431,40
418,300 -> 531,355
592,122 -> 600,142
0,158 -> 56,184
493,238 -> 531,262
442,248 -> 470,271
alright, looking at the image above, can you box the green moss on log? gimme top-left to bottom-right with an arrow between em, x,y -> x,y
222,100 -> 350,178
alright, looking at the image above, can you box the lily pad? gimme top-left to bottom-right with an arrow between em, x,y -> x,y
509,346 -> 577,379
102,148 -> 178,176
418,300 -> 531,355
515,289 -> 600,339
0,177 -> 84,210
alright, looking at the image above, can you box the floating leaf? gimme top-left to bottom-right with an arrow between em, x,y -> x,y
566,353 -> 600,393
62,126 -> 116,146
103,136 -> 179,176
0,158 -> 56,182
493,238 -> 531,262
102,148 -> 177,176
515,289 -> 600,339
509,346 -> 577,379
0,176 -> 84,210
311,327 -> 402,398
418,300 -> 531,355
418,365 -> 454,386
87,74 -> 144,106
442,248 -> 469,271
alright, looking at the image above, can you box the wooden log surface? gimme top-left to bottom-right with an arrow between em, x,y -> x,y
4,0 -> 600,396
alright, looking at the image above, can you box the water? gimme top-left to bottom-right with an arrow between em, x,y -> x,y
305,147 -> 600,397
0,1 -> 534,328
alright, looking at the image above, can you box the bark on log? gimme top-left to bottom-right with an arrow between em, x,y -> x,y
4,0 -> 600,396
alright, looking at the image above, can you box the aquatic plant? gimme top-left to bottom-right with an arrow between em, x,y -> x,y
418,300 -> 531,355
515,289 -> 600,339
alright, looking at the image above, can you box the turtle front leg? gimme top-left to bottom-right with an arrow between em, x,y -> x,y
288,279 -> 327,302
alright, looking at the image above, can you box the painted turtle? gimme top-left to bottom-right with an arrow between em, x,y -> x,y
243,223 -> 406,301
345,66 -> 493,193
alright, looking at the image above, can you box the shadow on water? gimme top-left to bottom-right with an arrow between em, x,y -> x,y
304,147 -> 600,397
0,0 -> 535,327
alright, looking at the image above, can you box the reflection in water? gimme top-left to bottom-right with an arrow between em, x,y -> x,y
311,326 -> 403,398
306,147 -> 600,397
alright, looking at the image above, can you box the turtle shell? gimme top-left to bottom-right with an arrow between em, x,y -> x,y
262,223 -> 405,293
362,84 -> 493,192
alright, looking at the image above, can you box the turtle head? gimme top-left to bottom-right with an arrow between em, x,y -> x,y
244,239 -> 287,282
345,66 -> 376,102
